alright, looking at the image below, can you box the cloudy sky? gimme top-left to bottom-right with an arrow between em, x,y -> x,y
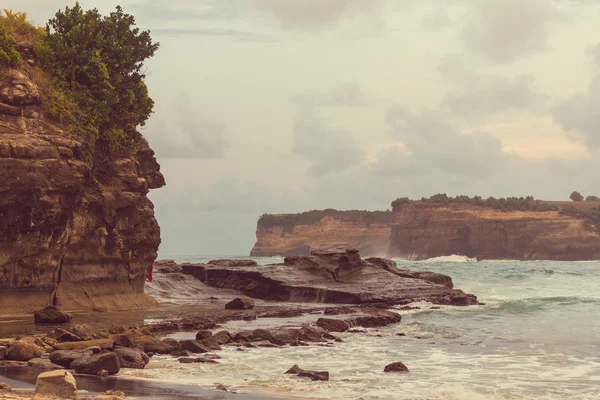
9,0 -> 600,255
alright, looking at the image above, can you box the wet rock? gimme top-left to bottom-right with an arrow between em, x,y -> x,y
346,310 -> 401,328
285,364 -> 329,381
6,341 -> 42,361
396,333 -> 406,337
135,337 -> 177,354
212,331 -> 232,345
113,347 -> 149,369
35,370 -> 77,399
34,306 -> 72,324
171,350 -> 193,357
323,308 -> 357,316
195,330 -> 213,340
199,336 -> 222,351
208,259 -> 258,267
316,318 -> 350,332
71,352 -> 120,375
49,350 -> 91,368
27,358 -> 64,371
56,331 -> 83,343
179,340 -> 210,354
161,338 -> 181,351
384,362 -> 409,373
204,353 -> 221,360
53,339 -> 114,352
178,357 -> 219,364
322,333 -> 343,342
225,298 -> 255,310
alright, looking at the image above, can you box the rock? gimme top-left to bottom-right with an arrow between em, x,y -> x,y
212,331 -> 232,345
204,353 -> 221,360
34,306 -> 72,324
0,346 -> 6,360
178,357 -> 219,364
181,248 -> 478,305
71,352 -> 120,375
53,339 -> 114,351
179,340 -> 210,354
384,362 -> 409,373
112,334 -> 133,347
35,370 -> 77,399
0,381 -> 10,391
208,259 -> 258,267
199,336 -> 222,351
113,347 -> 149,369
195,330 -> 213,340
316,318 -> 350,332
161,338 -> 181,351
154,259 -> 182,273
396,333 -> 406,337
86,346 -> 102,354
0,70 -> 41,106
225,298 -> 255,310
49,350 -> 91,368
285,364 -> 329,381
6,341 -> 42,361
56,331 -> 83,343
171,350 -> 192,357
28,358 -> 65,371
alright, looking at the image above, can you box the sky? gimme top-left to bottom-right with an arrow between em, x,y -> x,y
8,0 -> 600,255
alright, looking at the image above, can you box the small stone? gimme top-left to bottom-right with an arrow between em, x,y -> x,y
225,298 -> 255,310
34,306 -> 72,324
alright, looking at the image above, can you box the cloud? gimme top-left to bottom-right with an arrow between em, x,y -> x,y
292,82 -> 368,108
438,58 -> 548,121
249,0 -> 386,31
292,105 -> 365,176
143,91 -> 229,159
460,0 -> 565,64
124,0 -> 238,22
384,106 -> 509,178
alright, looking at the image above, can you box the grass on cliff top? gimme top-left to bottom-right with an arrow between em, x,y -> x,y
0,9 -> 44,42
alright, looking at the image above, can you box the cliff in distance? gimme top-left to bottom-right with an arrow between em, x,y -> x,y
251,200 -> 600,261
250,210 -> 394,257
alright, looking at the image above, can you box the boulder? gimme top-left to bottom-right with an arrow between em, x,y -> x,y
195,330 -> 213,340
49,350 -> 91,368
171,350 -> 193,357
225,298 -> 255,310
316,318 -> 350,332
212,331 -> 232,345
135,337 -> 178,354
56,331 -> 83,343
71,352 -> 120,375
285,365 -> 329,381
199,336 -> 222,351
35,370 -> 77,399
112,334 -> 134,347
28,358 -> 65,371
178,357 -> 219,364
161,338 -> 181,351
179,340 -> 210,354
0,382 -> 10,391
384,362 -> 409,373
113,347 -> 149,369
34,306 -> 72,324
6,341 -> 42,361
53,339 -> 114,351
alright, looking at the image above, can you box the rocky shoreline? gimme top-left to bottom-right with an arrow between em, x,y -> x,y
1,248 -> 478,399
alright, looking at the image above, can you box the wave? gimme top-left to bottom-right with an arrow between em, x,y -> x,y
419,255 -> 478,263
482,296 -> 600,315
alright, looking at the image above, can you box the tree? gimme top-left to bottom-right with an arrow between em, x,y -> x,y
37,3 -> 159,164
0,19 -> 19,66
585,195 -> 600,202
570,191 -> 584,202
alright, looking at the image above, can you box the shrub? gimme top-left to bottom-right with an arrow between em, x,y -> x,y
0,19 -> 19,66
570,191 -> 584,202
37,3 -> 159,165
585,195 -> 600,202
391,197 -> 410,209
1,9 -> 44,42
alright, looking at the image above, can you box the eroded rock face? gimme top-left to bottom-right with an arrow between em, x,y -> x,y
388,204 -> 600,261
182,248 -> 478,306
0,69 -> 165,314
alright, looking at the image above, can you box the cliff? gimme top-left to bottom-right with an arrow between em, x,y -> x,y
387,203 -> 600,261
0,68 -> 165,314
250,210 -> 393,257
252,203 -> 600,261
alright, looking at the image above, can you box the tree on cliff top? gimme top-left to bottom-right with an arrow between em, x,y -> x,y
570,191 -> 584,202
37,3 -> 159,164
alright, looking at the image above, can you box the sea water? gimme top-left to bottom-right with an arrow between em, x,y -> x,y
121,256 -> 600,400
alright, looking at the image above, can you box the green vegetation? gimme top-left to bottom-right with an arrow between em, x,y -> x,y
586,195 -> 600,202
391,194 -> 555,212
1,4 -> 158,166
0,19 -> 19,66
570,191 -> 584,202
258,210 -> 394,232
560,204 -> 600,232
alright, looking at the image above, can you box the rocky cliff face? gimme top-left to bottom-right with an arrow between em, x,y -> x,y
0,69 -> 165,314
387,203 -> 600,261
250,211 -> 393,257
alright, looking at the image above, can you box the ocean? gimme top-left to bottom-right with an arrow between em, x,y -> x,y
124,255 -> 600,400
